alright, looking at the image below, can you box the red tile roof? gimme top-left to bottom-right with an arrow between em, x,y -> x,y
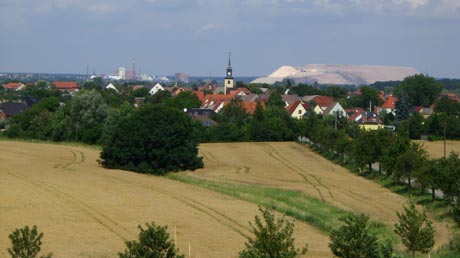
381,95 -> 397,109
286,100 -> 309,115
229,87 -> 251,97
52,81 -> 79,90
193,91 -> 205,104
313,96 -> 333,107
2,82 -> 24,90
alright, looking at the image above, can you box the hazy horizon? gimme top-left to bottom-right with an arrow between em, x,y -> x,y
1,0 -> 459,78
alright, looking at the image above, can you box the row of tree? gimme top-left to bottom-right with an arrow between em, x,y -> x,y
301,112 -> 460,219
6,204 -> 434,258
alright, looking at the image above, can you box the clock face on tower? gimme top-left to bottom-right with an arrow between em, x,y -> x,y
227,71 -> 231,76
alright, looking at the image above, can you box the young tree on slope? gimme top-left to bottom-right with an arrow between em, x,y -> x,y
239,206 -> 308,258
394,202 -> 435,258
8,225 -> 52,258
119,222 -> 184,258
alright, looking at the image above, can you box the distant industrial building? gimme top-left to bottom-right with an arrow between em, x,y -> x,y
175,73 -> 189,84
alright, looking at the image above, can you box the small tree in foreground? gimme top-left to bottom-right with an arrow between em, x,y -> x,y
239,206 -> 308,258
119,222 -> 184,258
329,214 -> 380,258
8,225 -> 52,258
394,202 -> 435,258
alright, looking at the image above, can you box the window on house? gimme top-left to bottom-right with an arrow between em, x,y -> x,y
298,110 -> 302,114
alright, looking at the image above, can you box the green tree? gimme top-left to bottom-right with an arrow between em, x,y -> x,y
394,74 -> 443,107
69,90 -> 108,144
393,142 -> 428,189
395,91 -> 411,122
435,96 -> 460,116
266,91 -> 285,109
119,222 -> 184,258
216,98 -> 249,127
394,202 -> 435,258
381,134 -> 410,176
351,86 -> 383,111
100,104 -> 203,175
414,159 -> 440,200
167,91 -> 201,111
239,207 -> 308,258
438,152 -> 460,216
7,225 -> 52,258
328,214 -> 380,258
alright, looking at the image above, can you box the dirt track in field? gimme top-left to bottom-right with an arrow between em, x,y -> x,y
416,140 -> 460,159
0,141 -> 328,258
188,142 -> 451,250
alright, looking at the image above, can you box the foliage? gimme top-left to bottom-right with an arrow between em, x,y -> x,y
437,152 -> 460,214
350,86 -> 383,111
394,91 -> 411,122
68,90 -> 108,144
100,104 -> 203,175
393,142 -> 428,189
394,202 -> 435,258
239,206 -> 308,258
6,97 -> 61,140
7,225 -> 52,258
328,214 -> 381,258
394,74 -> 443,107
119,222 -> 184,258
435,96 -> 460,116
266,91 -> 285,109
166,91 -> 201,111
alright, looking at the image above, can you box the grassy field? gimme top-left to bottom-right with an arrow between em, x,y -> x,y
0,141 -> 454,257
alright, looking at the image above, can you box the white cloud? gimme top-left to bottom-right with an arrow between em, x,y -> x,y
87,3 -> 120,16
199,23 -> 224,32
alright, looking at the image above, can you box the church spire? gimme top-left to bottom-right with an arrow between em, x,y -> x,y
227,52 -> 232,68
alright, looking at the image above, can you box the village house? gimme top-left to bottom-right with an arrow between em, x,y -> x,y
52,81 -> 79,92
2,82 -> 26,91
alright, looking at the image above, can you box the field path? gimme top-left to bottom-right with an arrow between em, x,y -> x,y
187,142 -> 451,250
0,141 -> 329,258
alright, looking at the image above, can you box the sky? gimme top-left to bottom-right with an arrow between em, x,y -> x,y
0,0 -> 459,78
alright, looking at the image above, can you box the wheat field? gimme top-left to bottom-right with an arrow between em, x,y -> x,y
0,140 -> 452,257
416,140 -> 460,159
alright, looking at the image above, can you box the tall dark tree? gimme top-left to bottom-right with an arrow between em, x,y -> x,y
394,202 -> 435,258
266,91 -> 285,109
394,74 -> 443,107
395,91 -> 411,122
100,105 -> 203,175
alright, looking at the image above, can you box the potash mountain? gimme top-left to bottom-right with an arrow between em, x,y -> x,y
251,64 -> 418,85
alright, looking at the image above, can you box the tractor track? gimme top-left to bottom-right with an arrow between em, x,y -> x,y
2,169 -> 134,241
263,143 -> 332,202
97,173 -> 251,239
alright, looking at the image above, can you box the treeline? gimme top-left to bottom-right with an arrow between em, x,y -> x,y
301,113 -> 460,219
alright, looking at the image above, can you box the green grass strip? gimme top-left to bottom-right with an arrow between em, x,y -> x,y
167,173 -> 397,242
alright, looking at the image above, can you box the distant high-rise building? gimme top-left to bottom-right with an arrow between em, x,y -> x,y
175,73 -> 189,84
118,67 -> 126,80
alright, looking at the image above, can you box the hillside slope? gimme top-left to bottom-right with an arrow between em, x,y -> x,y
0,141 -> 328,258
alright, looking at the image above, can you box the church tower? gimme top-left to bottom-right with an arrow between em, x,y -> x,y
224,52 -> 234,95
